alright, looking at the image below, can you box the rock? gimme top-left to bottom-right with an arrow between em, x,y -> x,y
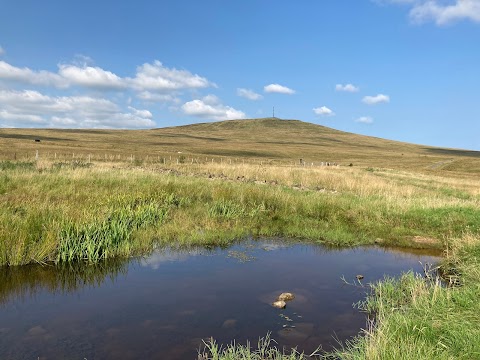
356,275 -> 364,280
272,300 -> 287,309
222,319 -> 237,329
278,292 -> 295,301
27,325 -> 47,337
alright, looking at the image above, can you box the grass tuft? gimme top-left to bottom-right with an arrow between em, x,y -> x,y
198,332 -> 317,360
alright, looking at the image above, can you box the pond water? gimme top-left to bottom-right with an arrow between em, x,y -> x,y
0,240 -> 441,359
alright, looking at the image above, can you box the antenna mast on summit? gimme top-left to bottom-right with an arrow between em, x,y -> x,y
273,106 -> 275,118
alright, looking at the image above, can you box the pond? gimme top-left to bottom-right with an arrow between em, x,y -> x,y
0,240 -> 441,359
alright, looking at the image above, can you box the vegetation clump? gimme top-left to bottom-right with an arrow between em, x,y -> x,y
57,199 -> 170,263
199,333 -> 318,360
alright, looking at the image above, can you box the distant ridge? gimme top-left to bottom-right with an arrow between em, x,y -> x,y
1,117 -> 479,173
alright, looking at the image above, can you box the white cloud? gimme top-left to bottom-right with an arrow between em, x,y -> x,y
201,94 -> 221,105
264,83 -> 296,94
410,0 -> 480,25
0,61 -> 68,88
0,110 -> 44,123
0,89 -> 155,128
182,95 -> 246,121
355,116 -> 374,124
130,60 -> 214,91
0,57 -> 225,128
71,54 -> 94,67
237,88 -> 263,100
377,0 -> 480,25
313,106 -> 335,116
0,46 -> 4,56
335,83 -> 359,92
137,91 -> 181,104
362,94 -> 390,105
0,58 -> 215,95
58,64 -> 126,89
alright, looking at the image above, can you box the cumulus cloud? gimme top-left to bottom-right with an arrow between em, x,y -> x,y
0,58 -> 215,95
0,56 -> 224,128
377,0 -> 480,25
264,83 -> 296,94
335,83 -> 359,92
58,64 -> 126,89
237,88 -> 263,100
130,60 -> 214,91
362,94 -> 390,105
355,116 -> 374,124
137,91 -> 181,104
181,95 -> 246,121
0,89 -> 155,128
313,106 -> 335,116
0,61 -> 68,88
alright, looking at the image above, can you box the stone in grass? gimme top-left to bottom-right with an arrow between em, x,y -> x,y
278,292 -> 295,301
272,300 -> 287,309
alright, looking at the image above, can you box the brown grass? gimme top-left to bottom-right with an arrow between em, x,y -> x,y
1,118 -> 479,174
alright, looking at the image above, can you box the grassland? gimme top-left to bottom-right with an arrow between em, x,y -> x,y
1,118 -> 480,173
1,118 -> 480,359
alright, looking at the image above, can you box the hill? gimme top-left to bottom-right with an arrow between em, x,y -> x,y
1,117 -> 479,173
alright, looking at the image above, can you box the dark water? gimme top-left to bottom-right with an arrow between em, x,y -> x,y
0,240 -> 441,360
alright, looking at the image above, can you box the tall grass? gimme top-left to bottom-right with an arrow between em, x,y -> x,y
1,161 -> 480,265
57,199 -> 169,263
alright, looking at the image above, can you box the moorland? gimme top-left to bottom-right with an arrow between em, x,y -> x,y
1,118 -> 479,359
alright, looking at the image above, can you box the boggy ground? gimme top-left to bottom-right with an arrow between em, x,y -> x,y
1,159 -> 480,359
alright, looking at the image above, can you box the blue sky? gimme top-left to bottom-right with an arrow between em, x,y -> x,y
1,0 -> 479,150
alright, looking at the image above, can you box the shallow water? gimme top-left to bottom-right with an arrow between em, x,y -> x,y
0,240 -> 441,359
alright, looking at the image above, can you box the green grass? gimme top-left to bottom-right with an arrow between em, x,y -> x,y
328,235 -> 480,360
198,333 -> 318,360
0,161 -> 36,171
57,199 -> 170,263
1,161 -> 479,265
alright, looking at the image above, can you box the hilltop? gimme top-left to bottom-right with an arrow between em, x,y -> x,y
1,118 -> 479,173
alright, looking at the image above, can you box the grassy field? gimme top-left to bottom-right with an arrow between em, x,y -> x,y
1,118 -> 479,359
1,118 -> 480,173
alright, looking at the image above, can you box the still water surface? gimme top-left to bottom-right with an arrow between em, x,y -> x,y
0,240 -> 441,359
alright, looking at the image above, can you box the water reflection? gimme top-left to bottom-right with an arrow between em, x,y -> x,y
0,241 -> 442,360
0,258 -> 130,305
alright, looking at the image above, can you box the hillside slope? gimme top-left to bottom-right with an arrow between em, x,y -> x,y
1,118 -> 479,172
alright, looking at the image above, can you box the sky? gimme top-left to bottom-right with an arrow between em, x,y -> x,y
0,0 -> 479,150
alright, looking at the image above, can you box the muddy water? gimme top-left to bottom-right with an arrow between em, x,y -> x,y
0,240 -> 441,359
